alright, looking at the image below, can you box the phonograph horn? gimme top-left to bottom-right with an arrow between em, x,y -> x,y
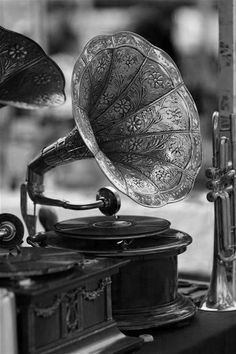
0,26 -> 65,108
0,25 -> 65,242
26,31 -> 202,214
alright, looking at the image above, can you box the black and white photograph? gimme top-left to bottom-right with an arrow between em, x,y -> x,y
0,0 -> 234,353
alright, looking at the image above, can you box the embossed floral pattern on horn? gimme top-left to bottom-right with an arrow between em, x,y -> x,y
0,26 -> 65,109
72,31 -> 202,207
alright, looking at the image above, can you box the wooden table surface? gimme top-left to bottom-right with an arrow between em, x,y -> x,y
135,310 -> 236,354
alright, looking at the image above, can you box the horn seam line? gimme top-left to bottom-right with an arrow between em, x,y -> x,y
90,55 -> 149,121
107,151 -> 194,175
93,150 -> 129,193
94,83 -> 185,135
111,160 -> 129,195
114,160 -> 162,192
89,50 -> 115,115
113,159 -> 195,197
114,160 -> 195,197
0,55 -> 46,88
101,130 -> 200,142
73,104 -> 199,146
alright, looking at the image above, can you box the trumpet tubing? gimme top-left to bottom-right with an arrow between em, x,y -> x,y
200,112 -> 236,311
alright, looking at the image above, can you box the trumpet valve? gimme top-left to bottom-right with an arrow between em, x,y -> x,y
206,191 -> 219,202
225,185 -> 234,193
205,167 -> 218,179
206,179 -> 220,190
225,169 -> 235,180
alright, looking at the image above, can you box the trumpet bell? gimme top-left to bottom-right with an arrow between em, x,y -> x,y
72,31 -> 202,207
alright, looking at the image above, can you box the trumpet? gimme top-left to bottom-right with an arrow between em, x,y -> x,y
200,0 -> 236,311
200,111 -> 236,310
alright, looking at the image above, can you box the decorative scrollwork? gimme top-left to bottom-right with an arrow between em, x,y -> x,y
34,297 -> 62,318
33,277 -> 110,321
64,288 -> 81,333
81,278 -> 111,301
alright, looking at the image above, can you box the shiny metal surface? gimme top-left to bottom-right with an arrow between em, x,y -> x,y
72,31 -> 202,207
26,31 -> 201,213
200,112 -> 236,311
0,26 -> 65,108
200,0 -> 236,312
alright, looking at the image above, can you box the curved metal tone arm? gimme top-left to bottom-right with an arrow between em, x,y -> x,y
27,168 -> 104,211
26,127 -> 121,215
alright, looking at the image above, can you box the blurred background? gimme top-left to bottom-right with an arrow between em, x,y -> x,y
0,0 -> 218,277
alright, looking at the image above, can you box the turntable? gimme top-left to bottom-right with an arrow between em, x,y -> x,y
21,31 -> 202,331
42,215 -> 194,330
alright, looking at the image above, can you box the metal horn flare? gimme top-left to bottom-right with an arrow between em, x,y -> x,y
26,31 -> 202,210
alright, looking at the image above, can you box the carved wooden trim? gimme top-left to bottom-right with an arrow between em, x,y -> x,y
34,296 -> 62,318
33,277 -> 111,320
81,278 -> 112,301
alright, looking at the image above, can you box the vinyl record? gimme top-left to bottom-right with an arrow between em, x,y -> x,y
54,215 -> 170,240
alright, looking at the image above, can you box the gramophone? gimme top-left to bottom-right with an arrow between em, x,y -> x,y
0,26 -> 143,354
22,31 -> 202,330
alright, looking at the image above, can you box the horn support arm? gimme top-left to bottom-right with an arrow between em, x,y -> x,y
25,127 -> 120,216
27,127 -> 94,209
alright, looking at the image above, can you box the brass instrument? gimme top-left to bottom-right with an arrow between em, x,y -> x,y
200,112 -> 236,310
200,0 -> 236,311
